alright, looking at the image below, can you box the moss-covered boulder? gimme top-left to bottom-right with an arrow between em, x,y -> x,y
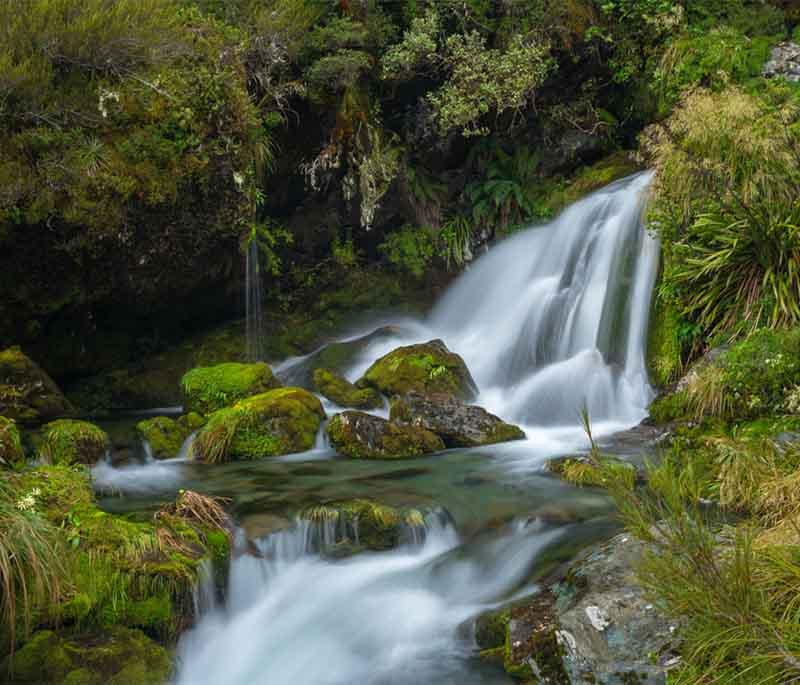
358,339 -> 478,400
1,627 -> 171,684
300,498 -> 429,552
136,413 -> 205,460
547,454 -> 638,490
312,367 -> 383,409
193,387 -> 325,462
181,361 -> 281,414
0,416 -> 24,467
0,346 -> 73,424
3,466 -> 230,643
38,420 -> 109,466
390,392 -> 525,447
327,411 -> 444,459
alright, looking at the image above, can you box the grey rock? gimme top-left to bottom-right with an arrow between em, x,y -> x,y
763,42 -> 800,82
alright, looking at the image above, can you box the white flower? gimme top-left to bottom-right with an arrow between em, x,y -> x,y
233,172 -> 245,188
16,494 -> 36,511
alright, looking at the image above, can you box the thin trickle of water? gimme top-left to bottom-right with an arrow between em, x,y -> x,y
246,238 -> 266,362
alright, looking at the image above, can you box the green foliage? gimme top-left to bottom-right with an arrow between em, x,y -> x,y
656,26 -> 775,109
438,215 -> 473,270
467,145 -> 546,234
427,32 -> 552,137
379,225 -> 435,279
645,86 -> 800,340
248,220 -> 294,277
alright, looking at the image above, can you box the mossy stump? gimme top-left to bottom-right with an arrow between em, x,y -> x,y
0,346 -> 73,424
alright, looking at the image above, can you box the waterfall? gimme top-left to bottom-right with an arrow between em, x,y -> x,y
246,237 -> 266,362
175,173 -> 660,685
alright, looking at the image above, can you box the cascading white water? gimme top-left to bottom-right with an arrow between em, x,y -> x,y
175,173 -> 660,684
177,517 -> 563,685
332,171 -> 659,432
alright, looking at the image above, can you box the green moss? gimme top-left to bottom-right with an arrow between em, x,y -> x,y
649,390 -> 693,424
193,387 -> 325,462
360,340 -> 477,400
647,294 -> 684,388
327,410 -> 444,459
38,419 -> 109,466
313,367 -> 383,409
539,152 -> 642,216
181,361 -> 280,414
550,455 -> 637,490
135,413 -> 205,459
0,415 -> 24,467
2,627 -> 171,684
475,608 -> 510,650
300,499 -> 427,552
6,465 -> 230,642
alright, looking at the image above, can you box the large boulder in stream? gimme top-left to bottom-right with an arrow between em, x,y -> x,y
390,392 -> 525,447
0,346 -> 73,424
193,387 -> 325,462
313,367 -> 383,409
482,532 -> 683,684
358,339 -> 478,400
181,361 -> 280,414
327,411 -> 444,459
135,413 -> 205,460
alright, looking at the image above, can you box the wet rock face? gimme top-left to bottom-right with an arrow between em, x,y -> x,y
763,42 -> 800,82
359,339 -> 478,400
390,392 -> 525,447
327,411 -> 444,459
552,533 -> 683,684
0,346 -> 73,424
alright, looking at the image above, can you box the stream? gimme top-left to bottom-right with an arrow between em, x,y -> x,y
93,172 -> 659,684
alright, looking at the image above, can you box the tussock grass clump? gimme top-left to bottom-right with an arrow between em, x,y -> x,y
38,420 -> 109,466
0,479 -> 65,651
156,489 -> 231,535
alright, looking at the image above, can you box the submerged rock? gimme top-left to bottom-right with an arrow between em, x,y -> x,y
37,419 -> 110,466
193,387 -> 325,462
299,498 -> 430,552
358,339 -> 478,400
313,367 -> 383,409
135,413 -> 205,460
181,361 -> 281,414
390,392 -> 525,447
0,415 -> 24,467
327,411 -> 444,459
0,346 -> 73,424
1,627 -> 172,685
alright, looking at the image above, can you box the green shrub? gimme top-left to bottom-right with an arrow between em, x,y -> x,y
379,225 -> 435,279
644,86 -> 800,339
